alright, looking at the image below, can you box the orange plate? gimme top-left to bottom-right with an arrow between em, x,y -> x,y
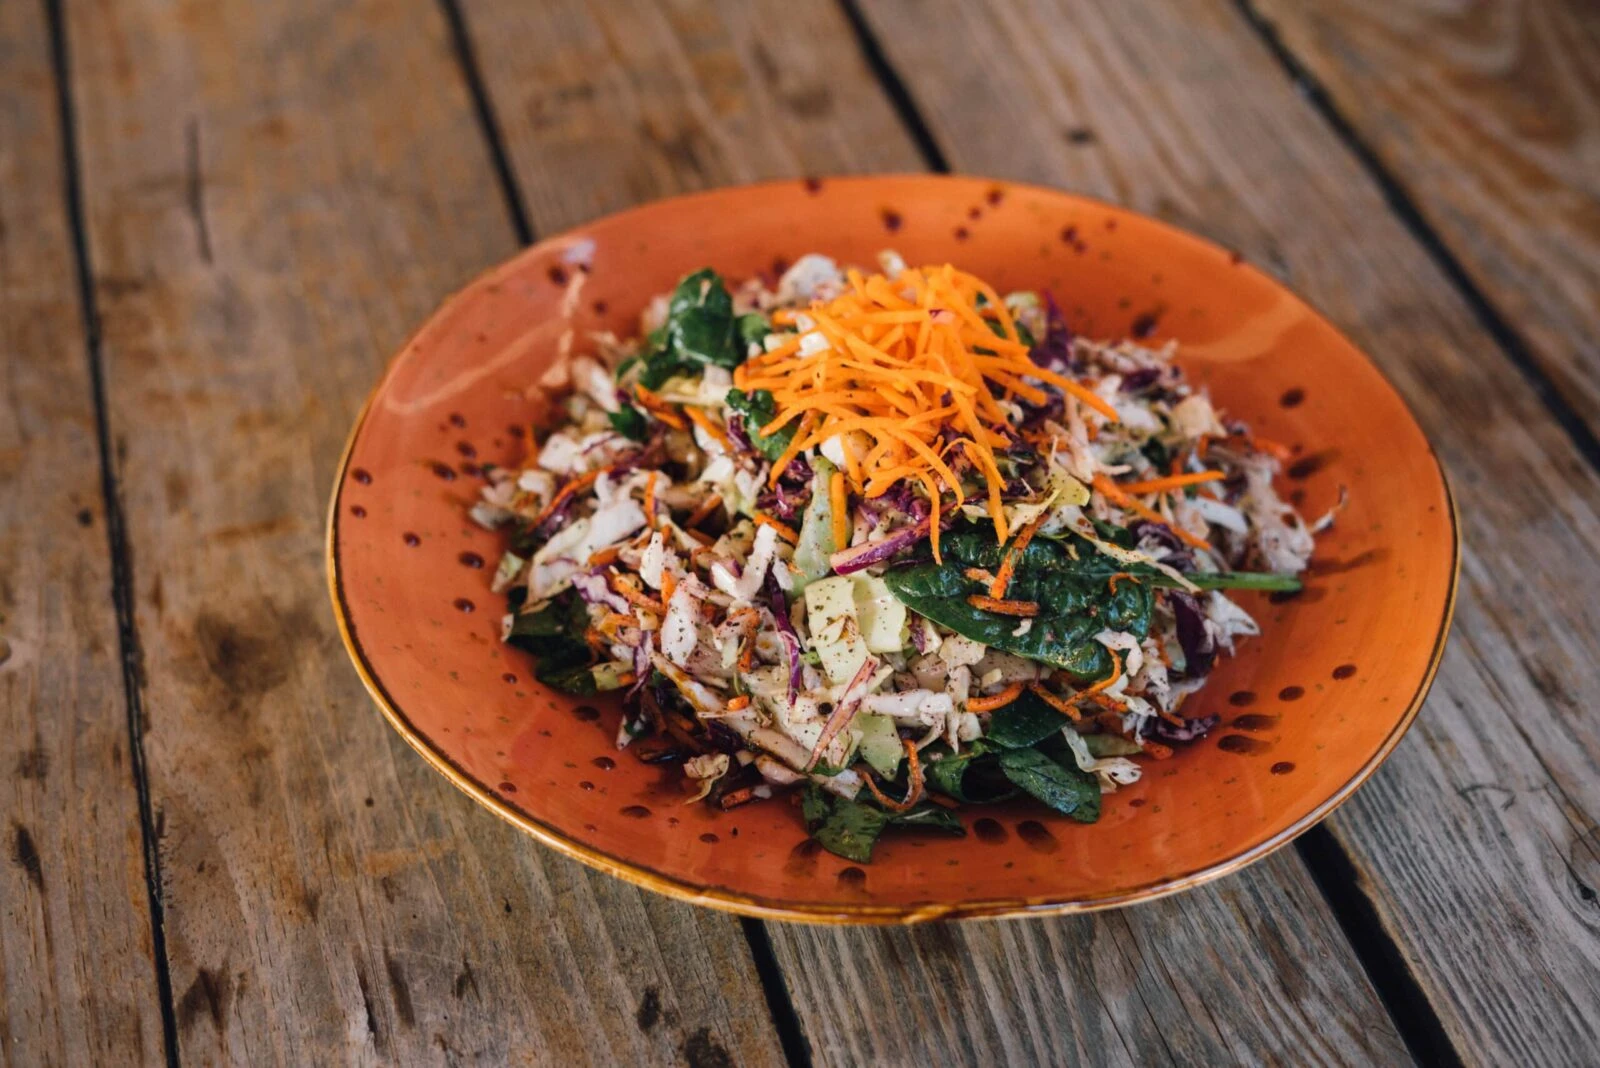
328,176 -> 1457,923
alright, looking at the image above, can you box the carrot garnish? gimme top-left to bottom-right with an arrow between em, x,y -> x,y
660,570 -> 677,605
829,470 -> 850,551
1026,682 -> 1082,721
968,682 -> 1025,712
587,544 -> 621,567
643,472 -> 658,528
752,511 -> 800,544
1084,652 -> 1123,696
966,594 -> 1039,617
682,405 -> 731,449
725,694 -> 751,712
530,467 -> 603,529
989,510 -> 1049,599
685,492 -> 724,529
733,264 -> 1119,541
1117,470 -> 1225,495
1092,474 -> 1211,551
859,740 -> 925,813
1107,572 -> 1135,593
766,412 -> 816,488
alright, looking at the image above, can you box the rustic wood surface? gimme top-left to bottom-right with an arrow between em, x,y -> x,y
4,0 -> 1598,1063
1248,0 -> 1600,439
57,0 -> 783,1063
0,1 -> 167,1063
458,1 -> 1405,1064
848,0 -> 1600,1063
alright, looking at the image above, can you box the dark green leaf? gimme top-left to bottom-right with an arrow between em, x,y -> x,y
607,405 -> 649,441
725,387 -> 797,461
507,590 -> 597,694
883,524 -> 1153,680
636,350 -> 693,390
737,313 -> 769,348
922,742 -> 1016,804
801,786 -> 891,863
986,691 -> 1068,748
997,747 -> 1101,822
664,268 -> 741,370
1172,571 -> 1304,593
888,804 -> 966,835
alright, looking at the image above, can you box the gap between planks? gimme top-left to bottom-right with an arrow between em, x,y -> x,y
1231,0 -> 1600,478
41,0 -> 181,1064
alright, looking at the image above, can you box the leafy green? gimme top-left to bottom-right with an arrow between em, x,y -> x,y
1176,571 -> 1303,593
883,525 -> 1153,680
725,387 -> 797,461
607,405 -> 649,441
922,741 -> 1016,804
632,269 -> 746,389
737,313 -> 770,349
997,747 -> 1101,822
888,804 -> 966,835
507,589 -> 597,694
802,786 -> 891,863
985,691 -> 1067,748
801,786 -> 965,862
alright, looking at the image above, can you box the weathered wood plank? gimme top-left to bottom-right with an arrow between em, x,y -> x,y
461,2 -> 1407,1062
850,0 -> 1600,1061
0,2 -> 168,1063
63,0 -> 783,1062
1249,0 -> 1600,438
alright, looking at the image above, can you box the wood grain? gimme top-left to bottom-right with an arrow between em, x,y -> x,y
849,0 -> 1600,1061
1249,0 -> 1600,437
61,0 -> 783,1062
460,1 -> 1407,1062
0,1 -> 167,1062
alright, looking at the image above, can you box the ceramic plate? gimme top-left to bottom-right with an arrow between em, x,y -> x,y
328,176 -> 1457,922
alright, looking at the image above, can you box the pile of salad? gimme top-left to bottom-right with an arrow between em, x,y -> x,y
471,253 -> 1334,862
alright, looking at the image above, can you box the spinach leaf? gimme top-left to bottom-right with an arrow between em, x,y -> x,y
636,351 -> 693,390
883,524 -> 1153,680
725,387 -> 797,461
801,788 -> 965,862
801,786 -> 891,863
922,741 -> 1016,804
507,589 -> 597,694
737,312 -> 770,349
1174,571 -> 1303,593
997,747 -> 1101,822
665,268 -> 741,369
607,405 -> 649,441
888,803 -> 966,836
986,691 -> 1067,748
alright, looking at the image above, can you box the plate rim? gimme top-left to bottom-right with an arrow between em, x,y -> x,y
325,174 -> 1461,925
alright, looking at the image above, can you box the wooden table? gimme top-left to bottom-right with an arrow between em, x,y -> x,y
4,0 -> 1596,1063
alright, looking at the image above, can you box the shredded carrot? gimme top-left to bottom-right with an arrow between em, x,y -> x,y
1107,571 -> 1135,593
859,740 -> 925,813
964,566 -> 997,584
682,404 -> 731,449
766,412 -> 816,488
614,672 -> 637,689
587,545 -> 621,567
968,682 -> 1025,712
1092,474 -> 1211,551
752,511 -> 799,544
725,694 -> 751,711
733,264 -> 1119,540
988,509 -> 1049,599
530,467 -> 603,529
966,594 -> 1039,617
632,385 -> 688,430
683,527 -> 713,546
1118,470 -> 1225,495
612,575 -> 665,615
643,472 -> 658,528
1084,652 -> 1123,696
829,470 -> 849,550
1026,682 -> 1082,721
660,570 -> 677,605
685,492 -> 724,529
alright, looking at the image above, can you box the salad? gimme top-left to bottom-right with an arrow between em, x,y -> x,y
472,253 -> 1334,862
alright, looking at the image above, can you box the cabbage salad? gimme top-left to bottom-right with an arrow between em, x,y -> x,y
471,253 -> 1332,862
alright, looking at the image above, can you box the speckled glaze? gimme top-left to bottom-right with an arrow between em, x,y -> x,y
327,176 -> 1457,923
